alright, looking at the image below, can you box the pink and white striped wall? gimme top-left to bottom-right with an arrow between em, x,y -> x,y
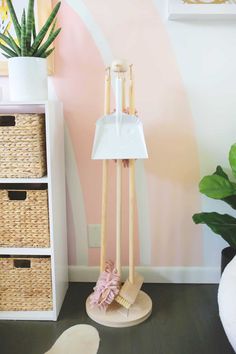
2,0 -> 236,282
51,0 -> 236,280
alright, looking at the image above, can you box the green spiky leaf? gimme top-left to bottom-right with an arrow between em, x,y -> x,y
21,9 -> 27,56
26,0 -> 35,49
0,42 -> 17,57
49,19 -> 57,36
34,28 -> 61,57
6,31 -> 21,56
29,2 -> 61,56
229,143 -> 236,178
0,33 -> 16,51
2,53 -> 11,59
41,47 -> 55,58
32,15 -> 36,41
6,0 -> 21,44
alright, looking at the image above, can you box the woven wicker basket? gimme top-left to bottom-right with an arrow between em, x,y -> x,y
0,113 -> 47,178
0,187 -> 50,248
0,256 -> 53,311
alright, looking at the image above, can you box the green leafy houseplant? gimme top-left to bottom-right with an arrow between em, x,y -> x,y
193,143 -> 236,253
0,0 -> 61,58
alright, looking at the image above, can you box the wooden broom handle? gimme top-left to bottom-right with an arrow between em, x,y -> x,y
129,64 -> 135,284
129,65 -> 135,116
100,160 -> 108,273
129,159 -> 135,284
116,159 -> 122,276
100,68 -> 110,273
112,60 -> 128,276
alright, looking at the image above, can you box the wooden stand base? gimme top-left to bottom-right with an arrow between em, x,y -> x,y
86,291 -> 152,328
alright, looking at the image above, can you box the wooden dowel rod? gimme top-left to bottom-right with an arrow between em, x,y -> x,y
104,68 -> 111,115
129,65 -> 135,115
122,77 -> 126,112
100,67 -> 110,273
100,160 -> 108,273
128,64 -> 135,283
116,160 -> 122,276
129,159 -> 135,284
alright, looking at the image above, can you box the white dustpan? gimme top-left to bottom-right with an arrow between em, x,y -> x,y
92,112 -> 148,159
92,77 -> 148,160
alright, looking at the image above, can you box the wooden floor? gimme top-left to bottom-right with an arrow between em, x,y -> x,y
0,283 -> 234,354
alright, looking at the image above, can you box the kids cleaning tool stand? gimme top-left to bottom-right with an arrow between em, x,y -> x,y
92,61 -> 148,160
86,60 -> 152,328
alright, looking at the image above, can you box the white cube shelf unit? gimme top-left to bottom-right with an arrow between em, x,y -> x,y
0,101 -> 68,321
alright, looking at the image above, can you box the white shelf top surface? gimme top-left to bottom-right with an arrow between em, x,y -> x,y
0,176 -> 48,184
0,311 -> 56,321
0,100 -> 55,106
0,100 -> 59,114
0,248 -> 51,256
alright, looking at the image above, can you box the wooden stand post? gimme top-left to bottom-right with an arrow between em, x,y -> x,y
100,68 -> 110,273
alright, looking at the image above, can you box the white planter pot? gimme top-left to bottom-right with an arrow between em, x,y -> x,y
218,255 -> 236,352
8,57 -> 48,101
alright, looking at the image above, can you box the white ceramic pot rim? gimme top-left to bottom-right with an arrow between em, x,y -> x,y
8,56 -> 46,62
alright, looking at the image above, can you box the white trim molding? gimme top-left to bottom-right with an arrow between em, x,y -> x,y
69,266 -> 220,284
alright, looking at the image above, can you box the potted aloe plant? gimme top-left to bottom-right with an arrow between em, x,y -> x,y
0,0 -> 61,101
193,143 -> 236,273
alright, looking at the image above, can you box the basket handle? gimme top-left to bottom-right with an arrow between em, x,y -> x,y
0,115 -> 16,126
8,191 -> 27,201
13,259 -> 31,269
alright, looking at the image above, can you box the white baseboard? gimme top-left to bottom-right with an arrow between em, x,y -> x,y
69,266 -> 220,284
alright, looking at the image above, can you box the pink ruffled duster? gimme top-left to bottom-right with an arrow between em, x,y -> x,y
90,261 -> 120,311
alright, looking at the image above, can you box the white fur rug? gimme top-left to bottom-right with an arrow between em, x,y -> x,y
218,256 -> 236,352
45,324 -> 100,354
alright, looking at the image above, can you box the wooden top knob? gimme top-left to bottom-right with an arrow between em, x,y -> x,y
112,60 -> 128,73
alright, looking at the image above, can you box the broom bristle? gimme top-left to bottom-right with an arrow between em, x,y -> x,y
115,294 -> 131,309
115,273 -> 144,309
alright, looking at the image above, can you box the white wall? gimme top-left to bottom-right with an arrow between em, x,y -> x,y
154,0 -> 236,266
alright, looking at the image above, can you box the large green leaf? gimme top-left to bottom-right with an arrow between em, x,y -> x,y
192,212 -> 236,248
199,174 -> 236,199
222,195 -> 236,210
211,165 -> 236,208
213,165 -> 229,180
229,143 -> 236,178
